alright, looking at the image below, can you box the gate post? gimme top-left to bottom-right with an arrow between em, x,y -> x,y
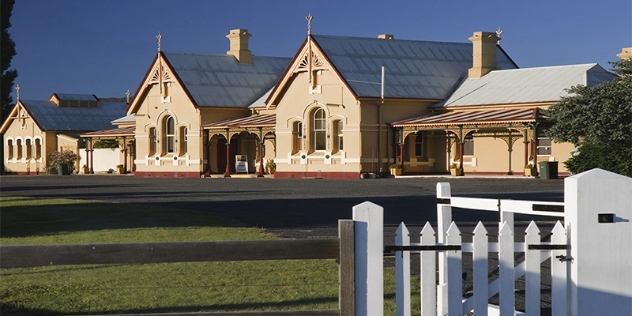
564,168 -> 632,315
436,182 -> 452,315
353,201 -> 384,316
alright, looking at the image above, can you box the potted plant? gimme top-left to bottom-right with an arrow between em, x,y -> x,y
266,160 -> 276,174
82,164 -> 89,174
524,163 -> 535,177
116,164 -> 125,174
450,162 -> 462,176
389,163 -> 402,176
47,150 -> 78,175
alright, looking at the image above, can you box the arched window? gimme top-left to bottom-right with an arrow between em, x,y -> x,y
25,139 -> 32,160
7,139 -> 13,160
292,121 -> 303,154
163,116 -> 175,154
16,139 -> 22,160
179,126 -> 187,155
312,108 -> 326,151
148,127 -> 156,156
35,138 -> 41,160
333,120 -> 343,152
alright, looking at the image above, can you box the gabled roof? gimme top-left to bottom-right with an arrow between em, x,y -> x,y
9,99 -> 127,132
439,63 -> 616,108
311,35 -> 518,100
163,52 -> 291,108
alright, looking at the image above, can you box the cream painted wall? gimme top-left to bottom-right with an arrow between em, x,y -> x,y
3,106 -> 46,173
133,79 -> 203,174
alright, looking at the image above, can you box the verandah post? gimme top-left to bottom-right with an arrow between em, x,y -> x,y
564,169 -> 632,315
353,201 -> 384,316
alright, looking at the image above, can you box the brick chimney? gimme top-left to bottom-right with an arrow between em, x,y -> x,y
226,29 -> 253,64
468,31 -> 499,78
617,47 -> 632,60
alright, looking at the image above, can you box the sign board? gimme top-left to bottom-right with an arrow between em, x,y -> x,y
235,155 -> 248,174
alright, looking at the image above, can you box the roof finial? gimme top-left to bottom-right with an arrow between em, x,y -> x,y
126,90 -> 131,104
15,84 -> 20,102
156,33 -> 163,52
306,13 -> 313,35
496,27 -> 502,45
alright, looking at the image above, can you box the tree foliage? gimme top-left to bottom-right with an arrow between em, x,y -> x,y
1,0 -> 18,123
546,59 -> 632,176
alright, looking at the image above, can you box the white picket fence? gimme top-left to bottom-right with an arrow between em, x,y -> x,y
352,168 -> 632,316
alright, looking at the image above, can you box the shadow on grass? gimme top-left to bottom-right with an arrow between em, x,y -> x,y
1,295 -> 339,316
1,190 -> 563,239
0,201 -> 239,239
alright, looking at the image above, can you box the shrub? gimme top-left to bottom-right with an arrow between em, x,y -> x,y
47,150 -> 78,174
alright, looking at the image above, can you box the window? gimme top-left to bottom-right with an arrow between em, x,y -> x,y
414,131 -> 423,157
292,121 -> 303,154
335,120 -> 343,152
7,139 -> 13,160
312,108 -> 326,151
164,116 -> 175,154
16,139 -> 22,160
179,126 -> 187,155
537,138 -> 551,155
148,127 -> 156,156
463,134 -> 474,156
25,139 -> 32,160
35,139 -> 41,160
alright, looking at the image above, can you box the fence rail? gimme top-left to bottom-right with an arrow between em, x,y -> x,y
1,220 -> 355,316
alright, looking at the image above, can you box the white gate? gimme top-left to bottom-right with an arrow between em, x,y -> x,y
352,169 -> 632,316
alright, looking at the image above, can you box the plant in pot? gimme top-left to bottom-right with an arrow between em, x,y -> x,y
116,164 -> 125,174
524,163 -> 535,177
47,150 -> 78,175
266,160 -> 276,174
450,162 -> 462,176
389,163 -> 402,176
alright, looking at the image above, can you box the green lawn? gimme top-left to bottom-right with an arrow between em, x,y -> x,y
0,197 -> 414,315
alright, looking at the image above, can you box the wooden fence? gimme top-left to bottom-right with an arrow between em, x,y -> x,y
1,220 -> 356,316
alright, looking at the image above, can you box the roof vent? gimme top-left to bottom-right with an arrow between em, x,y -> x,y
378,34 -> 394,40
226,29 -> 253,64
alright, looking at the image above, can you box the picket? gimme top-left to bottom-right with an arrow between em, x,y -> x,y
472,222 -> 489,316
498,222 -> 515,315
524,221 -> 541,316
395,223 -> 411,316
419,223 -> 436,316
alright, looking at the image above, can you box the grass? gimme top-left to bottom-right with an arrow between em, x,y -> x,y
0,197 -> 340,315
0,196 -> 415,315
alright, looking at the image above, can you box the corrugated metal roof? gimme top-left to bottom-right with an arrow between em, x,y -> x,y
111,114 -> 135,124
391,108 -> 545,128
164,52 -> 291,108
203,114 -> 276,129
81,127 -> 135,137
21,100 -> 127,131
312,35 -> 517,100
439,63 -> 616,107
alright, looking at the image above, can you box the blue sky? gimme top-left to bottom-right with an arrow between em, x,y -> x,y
8,0 -> 632,101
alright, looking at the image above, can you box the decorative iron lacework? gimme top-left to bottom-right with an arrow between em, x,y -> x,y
295,51 -> 325,72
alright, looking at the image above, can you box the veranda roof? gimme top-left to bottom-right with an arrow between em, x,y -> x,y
391,108 -> 545,128
81,127 -> 135,138
203,114 -> 276,130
